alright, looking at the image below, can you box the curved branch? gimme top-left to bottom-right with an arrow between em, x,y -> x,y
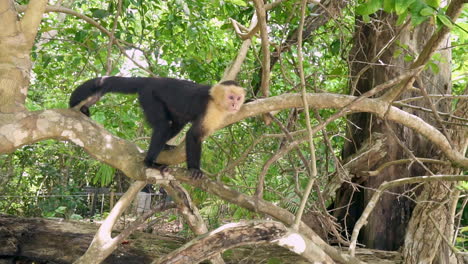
154,221 -> 334,264
228,94 -> 468,168
1,92 -> 466,177
0,109 -> 146,179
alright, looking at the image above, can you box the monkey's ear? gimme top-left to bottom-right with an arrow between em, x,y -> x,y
210,84 -> 226,100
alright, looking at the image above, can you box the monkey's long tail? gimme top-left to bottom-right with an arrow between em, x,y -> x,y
69,76 -> 139,116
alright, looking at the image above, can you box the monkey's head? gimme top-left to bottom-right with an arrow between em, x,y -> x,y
211,81 -> 246,113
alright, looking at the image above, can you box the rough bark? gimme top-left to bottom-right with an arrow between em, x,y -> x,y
402,88 -> 468,263
162,181 -> 225,264
0,214 -> 408,264
334,10 -> 453,250
154,221 -> 334,264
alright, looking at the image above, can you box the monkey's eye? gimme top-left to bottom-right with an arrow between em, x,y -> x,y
237,97 -> 241,101
229,95 -> 234,100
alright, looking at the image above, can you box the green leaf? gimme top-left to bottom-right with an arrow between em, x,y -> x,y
420,7 -> 435,16
383,0 -> 395,12
424,0 -> 440,8
395,0 -> 415,15
396,10 -> 408,25
356,0 -> 383,16
404,54 -> 413,62
93,164 -> 115,186
225,0 -> 248,7
411,13 -> 429,26
70,214 -> 84,220
437,14 -> 453,28
432,52 -> 442,61
90,9 -> 110,19
427,61 -> 440,74
330,40 -> 341,55
392,49 -> 403,58
362,14 -> 371,23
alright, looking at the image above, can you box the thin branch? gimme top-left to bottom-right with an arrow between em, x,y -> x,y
252,0 -> 271,97
75,181 -> 146,264
16,4 -> 157,76
385,120 -> 435,176
364,158 -> 451,177
418,76 -> 453,145
393,101 -> 468,123
350,20 -> 411,95
292,0 -> 317,231
428,214 -> 468,256
382,0 -> 466,101
397,94 -> 468,104
105,0 -> 123,76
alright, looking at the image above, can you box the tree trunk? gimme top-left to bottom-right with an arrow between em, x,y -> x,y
402,87 -> 468,263
333,11 -> 452,251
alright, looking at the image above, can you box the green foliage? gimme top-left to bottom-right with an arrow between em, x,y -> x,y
4,0 -> 466,245
92,164 -> 115,187
356,0 -> 456,27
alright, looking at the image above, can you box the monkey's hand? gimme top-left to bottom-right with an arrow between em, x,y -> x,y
189,168 -> 204,179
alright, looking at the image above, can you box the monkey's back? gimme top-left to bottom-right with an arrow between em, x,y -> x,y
140,77 -> 212,123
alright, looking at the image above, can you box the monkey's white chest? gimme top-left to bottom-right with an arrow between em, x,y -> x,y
202,102 -> 228,136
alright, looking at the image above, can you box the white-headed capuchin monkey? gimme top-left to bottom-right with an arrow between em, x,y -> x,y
69,77 -> 246,179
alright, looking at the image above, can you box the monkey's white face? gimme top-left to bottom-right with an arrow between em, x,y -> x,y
226,93 -> 244,112
210,83 -> 246,113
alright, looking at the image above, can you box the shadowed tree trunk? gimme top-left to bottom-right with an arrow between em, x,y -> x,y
333,11 -> 452,251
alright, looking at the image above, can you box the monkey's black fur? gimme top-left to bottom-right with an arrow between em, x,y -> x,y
70,76 -> 238,178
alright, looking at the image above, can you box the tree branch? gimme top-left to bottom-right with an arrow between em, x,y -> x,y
348,175 -> 468,256
19,0 -> 48,49
154,221 -> 334,264
1,90 -> 467,178
252,0 -> 271,97
382,0 -> 467,101
292,0 -> 317,231
0,1 -> 18,37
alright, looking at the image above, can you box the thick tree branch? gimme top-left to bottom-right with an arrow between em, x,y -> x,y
154,221 -> 334,264
19,0 -> 48,49
0,109 -> 147,179
230,94 -> 468,168
1,91 -> 467,178
0,1 -> 18,37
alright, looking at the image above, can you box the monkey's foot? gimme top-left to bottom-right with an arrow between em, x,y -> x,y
189,168 -> 204,179
162,144 -> 177,151
145,160 -> 171,176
